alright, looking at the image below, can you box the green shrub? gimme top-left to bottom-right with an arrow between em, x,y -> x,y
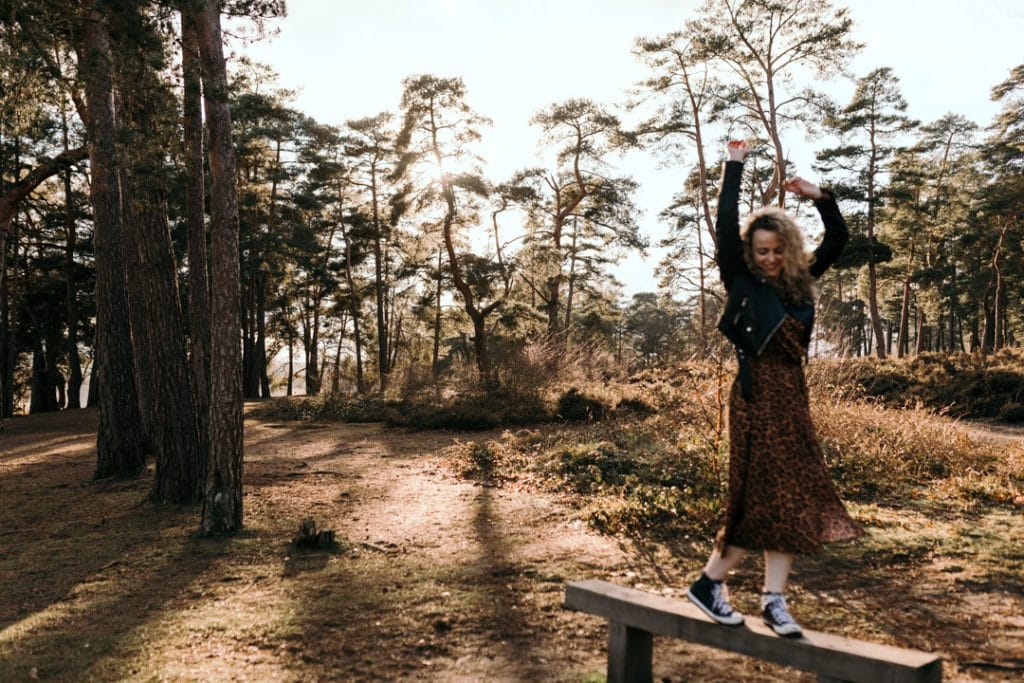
557,388 -> 607,422
809,351 -> 1024,420
997,402 -> 1024,423
252,387 -> 552,431
386,391 -> 551,431
614,397 -> 656,416
249,395 -> 395,423
589,483 -> 722,540
557,441 -> 634,493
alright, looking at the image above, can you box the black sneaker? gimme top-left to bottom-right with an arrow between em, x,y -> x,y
686,573 -> 744,626
762,592 -> 802,637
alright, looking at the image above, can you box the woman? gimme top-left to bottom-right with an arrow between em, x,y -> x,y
686,140 -> 862,637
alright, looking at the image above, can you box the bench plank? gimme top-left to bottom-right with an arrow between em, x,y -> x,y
565,579 -> 942,683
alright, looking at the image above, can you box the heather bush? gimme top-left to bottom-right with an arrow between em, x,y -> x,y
808,350 -> 1024,420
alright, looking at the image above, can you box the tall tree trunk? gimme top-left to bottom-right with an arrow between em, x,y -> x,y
0,223 -> 18,419
29,347 -> 50,414
114,25 -> 203,504
371,171 -> 389,390
865,142 -> 886,359
471,317 -> 489,379
45,332 -> 65,410
60,100 -> 83,410
432,245 -> 443,376
563,220 -> 578,335
87,355 -> 98,407
991,221 -> 1009,352
124,188 -> 203,503
389,310 -> 402,376
342,231 -> 364,393
696,200 -> 709,351
867,260 -> 886,358
196,0 -> 244,535
993,271 -> 1004,351
544,271 -> 562,335
256,273 -> 270,398
182,6 -> 211,460
242,278 -> 258,398
286,334 -> 293,396
251,285 -> 261,394
330,314 -> 346,396
896,253 -> 915,358
76,6 -> 146,479
306,302 -> 321,395
255,138 -> 283,398
948,262 -> 959,352
281,300 -> 294,397
981,286 -> 995,354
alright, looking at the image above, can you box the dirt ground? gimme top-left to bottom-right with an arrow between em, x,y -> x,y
1,407 -> 1022,682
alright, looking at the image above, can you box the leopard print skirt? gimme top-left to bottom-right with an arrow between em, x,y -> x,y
717,316 -> 863,554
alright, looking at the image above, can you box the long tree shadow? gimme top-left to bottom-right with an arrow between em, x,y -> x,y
0,464 -> 239,679
248,424 -> 572,681
461,481 -> 544,677
0,408 -> 278,680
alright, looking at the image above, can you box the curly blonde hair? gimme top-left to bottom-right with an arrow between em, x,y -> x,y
740,206 -> 815,303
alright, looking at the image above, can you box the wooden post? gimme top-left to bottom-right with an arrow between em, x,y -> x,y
608,621 -> 653,683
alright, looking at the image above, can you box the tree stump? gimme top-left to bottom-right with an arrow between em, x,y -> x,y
292,517 -> 336,549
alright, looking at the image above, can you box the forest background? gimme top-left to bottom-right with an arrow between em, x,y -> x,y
5,0 -> 1024,414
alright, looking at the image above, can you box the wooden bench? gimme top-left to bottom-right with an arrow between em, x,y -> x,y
565,579 -> 942,683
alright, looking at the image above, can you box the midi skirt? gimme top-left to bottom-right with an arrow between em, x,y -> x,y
717,317 -> 862,554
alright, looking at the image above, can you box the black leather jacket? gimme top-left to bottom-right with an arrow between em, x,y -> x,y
715,160 -> 848,398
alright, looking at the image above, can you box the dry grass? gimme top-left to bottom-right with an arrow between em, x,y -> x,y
809,349 -> 1024,421
813,398 -> 1018,504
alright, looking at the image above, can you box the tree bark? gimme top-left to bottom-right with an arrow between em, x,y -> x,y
242,280 -> 257,398
563,220 -> 578,334
182,5 -> 211,460
113,13 -> 203,504
370,169 -> 389,390
256,272 -> 270,397
124,176 -> 203,503
60,104 -> 84,410
341,228 -> 364,393
432,246 -> 443,376
896,241 -> 915,358
306,303 -> 321,395
1,220 -> 19,419
75,6 -> 146,479
196,0 -> 244,534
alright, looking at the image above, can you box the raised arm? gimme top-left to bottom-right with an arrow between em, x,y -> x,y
784,175 -> 848,278
715,140 -> 749,288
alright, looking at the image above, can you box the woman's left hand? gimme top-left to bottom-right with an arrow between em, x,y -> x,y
784,176 -> 824,200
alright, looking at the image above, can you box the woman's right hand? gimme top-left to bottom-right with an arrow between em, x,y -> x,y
727,139 -> 749,162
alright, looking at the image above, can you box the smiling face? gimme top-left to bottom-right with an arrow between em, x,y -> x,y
751,228 -> 785,278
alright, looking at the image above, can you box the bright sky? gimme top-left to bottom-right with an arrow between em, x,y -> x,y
242,0 -> 1024,297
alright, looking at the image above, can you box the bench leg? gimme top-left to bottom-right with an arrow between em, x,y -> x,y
607,621 -> 653,683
